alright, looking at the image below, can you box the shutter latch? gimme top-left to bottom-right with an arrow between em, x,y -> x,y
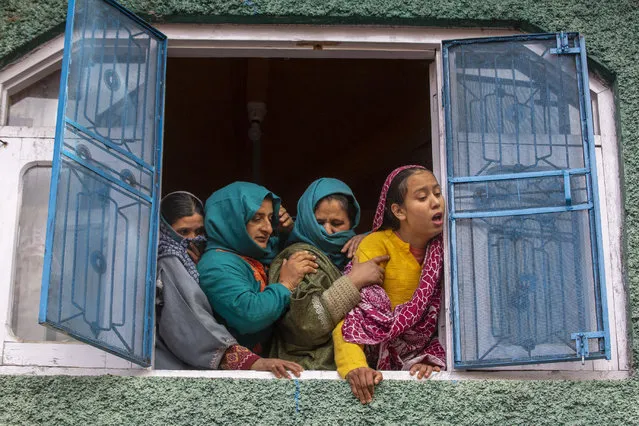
550,32 -> 580,55
571,331 -> 606,364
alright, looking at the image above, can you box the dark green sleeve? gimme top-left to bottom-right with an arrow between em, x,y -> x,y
268,245 -> 359,348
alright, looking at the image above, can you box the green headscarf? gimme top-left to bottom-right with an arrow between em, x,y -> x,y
287,178 -> 360,269
204,181 -> 281,260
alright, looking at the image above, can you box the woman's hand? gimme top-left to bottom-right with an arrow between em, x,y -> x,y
341,234 -> 367,258
251,358 -> 303,379
409,362 -> 441,379
278,206 -> 294,234
279,250 -> 318,291
347,255 -> 389,290
187,242 -> 202,264
345,367 -> 383,404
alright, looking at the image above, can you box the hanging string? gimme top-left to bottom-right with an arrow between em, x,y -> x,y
294,378 -> 301,413
242,0 -> 259,14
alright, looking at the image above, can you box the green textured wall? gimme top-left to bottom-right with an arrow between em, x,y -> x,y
2,0 -> 639,423
1,375 -> 639,425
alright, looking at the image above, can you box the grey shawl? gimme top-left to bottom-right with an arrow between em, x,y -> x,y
155,256 -> 237,369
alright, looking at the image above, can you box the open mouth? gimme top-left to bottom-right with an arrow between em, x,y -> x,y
432,212 -> 443,225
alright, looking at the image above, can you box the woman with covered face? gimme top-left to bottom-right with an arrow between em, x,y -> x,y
197,182 -> 315,375
155,191 -> 302,377
267,178 -> 388,370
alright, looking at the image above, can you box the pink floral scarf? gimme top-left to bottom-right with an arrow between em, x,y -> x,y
341,165 -> 446,371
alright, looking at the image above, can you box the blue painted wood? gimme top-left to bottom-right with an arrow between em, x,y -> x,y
443,41 -> 463,364
448,168 -> 589,183
39,0 -> 76,327
451,203 -> 592,219
578,35 -> 611,360
142,39 -> 167,363
65,118 -> 155,171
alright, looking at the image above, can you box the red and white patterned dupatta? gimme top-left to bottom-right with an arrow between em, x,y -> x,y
341,165 -> 446,371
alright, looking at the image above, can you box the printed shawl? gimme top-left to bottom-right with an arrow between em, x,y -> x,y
157,217 -> 206,283
341,165 -> 446,370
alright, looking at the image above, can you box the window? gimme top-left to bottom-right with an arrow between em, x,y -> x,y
9,0 -> 619,376
38,0 -> 166,366
11,165 -> 69,342
443,34 -> 609,368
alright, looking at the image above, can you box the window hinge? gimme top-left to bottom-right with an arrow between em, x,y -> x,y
441,87 -> 446,109
571,331 -> 605,364
550,32 -> 581,55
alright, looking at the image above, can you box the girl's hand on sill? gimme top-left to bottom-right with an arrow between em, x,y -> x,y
345,367 -> 383,404
409,362 -> 440,380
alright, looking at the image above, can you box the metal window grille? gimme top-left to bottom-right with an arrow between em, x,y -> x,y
443,33 -> 609,368
39,0 -> 167,366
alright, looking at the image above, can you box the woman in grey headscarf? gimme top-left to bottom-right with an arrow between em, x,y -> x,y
155,191 -> 302,378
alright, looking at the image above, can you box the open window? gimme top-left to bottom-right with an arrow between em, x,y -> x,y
443,33 -> 609,368
160,57 -> 432,229
31,0 -> 615,373
38,0 -> 167,366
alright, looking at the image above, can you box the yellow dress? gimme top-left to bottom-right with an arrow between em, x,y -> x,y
332,229 -> 422,378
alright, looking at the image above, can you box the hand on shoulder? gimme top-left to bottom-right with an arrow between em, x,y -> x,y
347,254 -> 389,290
341,233 -> 367,258
279,250 -> 319,291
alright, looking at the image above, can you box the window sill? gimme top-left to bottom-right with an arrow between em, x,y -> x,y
0,366 -> 629,381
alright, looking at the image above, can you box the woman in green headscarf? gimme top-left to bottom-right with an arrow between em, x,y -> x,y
267,178 -> 389,370
198,181 -> 317,357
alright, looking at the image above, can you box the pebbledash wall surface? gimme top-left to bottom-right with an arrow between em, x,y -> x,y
1,0 -> 639,424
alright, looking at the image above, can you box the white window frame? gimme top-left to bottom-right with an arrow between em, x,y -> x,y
0,24 -> 628,380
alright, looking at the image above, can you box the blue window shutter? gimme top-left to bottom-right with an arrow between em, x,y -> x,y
443,33 -> 610,368
38,0 -> 167,366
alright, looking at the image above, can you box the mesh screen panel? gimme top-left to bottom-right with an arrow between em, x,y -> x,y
41,0 -> 165,366
448,38 -> 585,176
65,0 -> 161,167
445,34 -> 606,367
455,211 -> 599,365
46,159 -> 151,357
